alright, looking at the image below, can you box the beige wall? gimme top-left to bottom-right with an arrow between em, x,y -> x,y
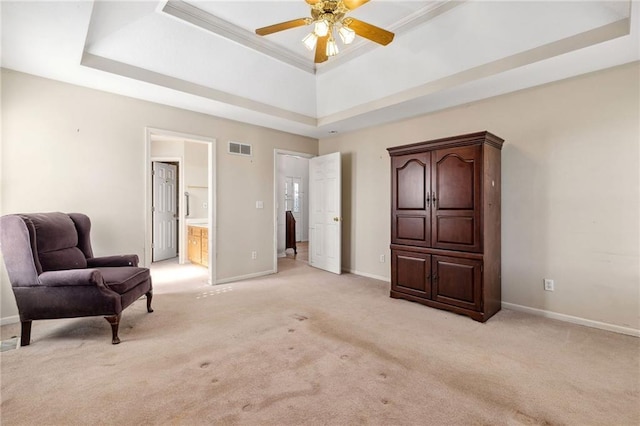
319,62 -> 640,331
2,64 -> 638,331
1,69 -> 317,322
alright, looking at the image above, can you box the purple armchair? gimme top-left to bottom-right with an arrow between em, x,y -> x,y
0,212 -> 153,345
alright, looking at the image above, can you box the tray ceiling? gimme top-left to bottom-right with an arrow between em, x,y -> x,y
2,1 -> 638,138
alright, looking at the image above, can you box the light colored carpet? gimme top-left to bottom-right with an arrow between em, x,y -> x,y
1,258 -> 638,425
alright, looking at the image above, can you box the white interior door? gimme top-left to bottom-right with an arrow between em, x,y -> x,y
153,162 -> 178,261
309,152 -> 341,274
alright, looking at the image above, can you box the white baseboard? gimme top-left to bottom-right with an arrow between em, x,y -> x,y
502,302 -> 639,337
1,315 -> 19,326
214,269 -> 276,285
344,269 -> 390,283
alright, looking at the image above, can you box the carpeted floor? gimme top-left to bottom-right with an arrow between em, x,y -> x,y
285,241 -> 308,262
1,258 -> 638,425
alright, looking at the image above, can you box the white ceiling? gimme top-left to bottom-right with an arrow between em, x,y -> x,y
2,1 -> 638,139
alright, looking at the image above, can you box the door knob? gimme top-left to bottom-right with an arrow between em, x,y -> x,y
333,217 -> 340,222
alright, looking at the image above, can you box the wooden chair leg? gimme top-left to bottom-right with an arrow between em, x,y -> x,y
104,314 -> 121,344
20,320 -> 32,347
146,290 -> 154,313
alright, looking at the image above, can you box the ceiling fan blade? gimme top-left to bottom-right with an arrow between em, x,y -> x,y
343,0 -> 370,11
256,18 -> 309,36
347,18 -> 394,46
315,35 -> 328,63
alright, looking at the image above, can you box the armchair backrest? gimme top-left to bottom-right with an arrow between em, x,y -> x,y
0,213 -> 94,287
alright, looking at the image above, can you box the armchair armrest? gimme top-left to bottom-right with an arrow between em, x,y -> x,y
87,255 -> 139,268
39,269 -> 103,287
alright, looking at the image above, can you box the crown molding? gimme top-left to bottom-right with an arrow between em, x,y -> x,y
316,0 -> 465,73
162,0 -> 464,75
80,52 -> 317,127
162,0 -> 316,74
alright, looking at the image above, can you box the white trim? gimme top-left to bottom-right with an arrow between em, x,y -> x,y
344,269 -> 390,283
162,0 -> 316,74
317,18 -> 631,128
502,302 -> 640,338
163,0 -> 464,76
208,138 -> 216,285
215,270 -> 276,285
82,53 -> 316,127
317,0 -> 465,74
145,127 -> 217,286
0,315 -> 19,326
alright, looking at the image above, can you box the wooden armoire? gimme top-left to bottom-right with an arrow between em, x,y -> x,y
387,131 -> 504,322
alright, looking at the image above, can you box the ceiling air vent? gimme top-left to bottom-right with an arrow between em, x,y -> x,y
228,141 -> 252,157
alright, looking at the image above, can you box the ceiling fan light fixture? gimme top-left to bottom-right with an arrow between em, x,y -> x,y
338,25 -> 355,44
326,35 -> 339,57
255,0 -> 395,64
314,20 -> 329,37
302,32 -> 318,50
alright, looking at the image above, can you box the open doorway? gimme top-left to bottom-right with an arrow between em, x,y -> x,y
145,128 -> 216,285
273,149 -> 313,272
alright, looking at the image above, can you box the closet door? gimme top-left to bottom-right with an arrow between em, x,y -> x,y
431,145 -> 482,252
391,153 -> 431,247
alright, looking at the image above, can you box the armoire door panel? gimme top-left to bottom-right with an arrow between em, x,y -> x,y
433,255 -> 482,311
434,154 -> 475,209
396,216 -> 426,242
435,215 -> 475,245
392,152 -> 431,246
396,159 -> 428,210
392,251 -> 431,298
432,145 -> 482,252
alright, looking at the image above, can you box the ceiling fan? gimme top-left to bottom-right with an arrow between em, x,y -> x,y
255,0 -> 395,64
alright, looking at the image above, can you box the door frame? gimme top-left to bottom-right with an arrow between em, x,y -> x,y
273,149 -> 314,272
151,159 -> 181,262
145,127 -> 216,285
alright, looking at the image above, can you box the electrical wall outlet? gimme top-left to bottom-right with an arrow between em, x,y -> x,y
251,251 -> 257,260
544,279 -> 554,291
379,254 -> 385,263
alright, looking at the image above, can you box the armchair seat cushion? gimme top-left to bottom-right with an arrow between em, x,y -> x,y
100,267 -> 151,294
